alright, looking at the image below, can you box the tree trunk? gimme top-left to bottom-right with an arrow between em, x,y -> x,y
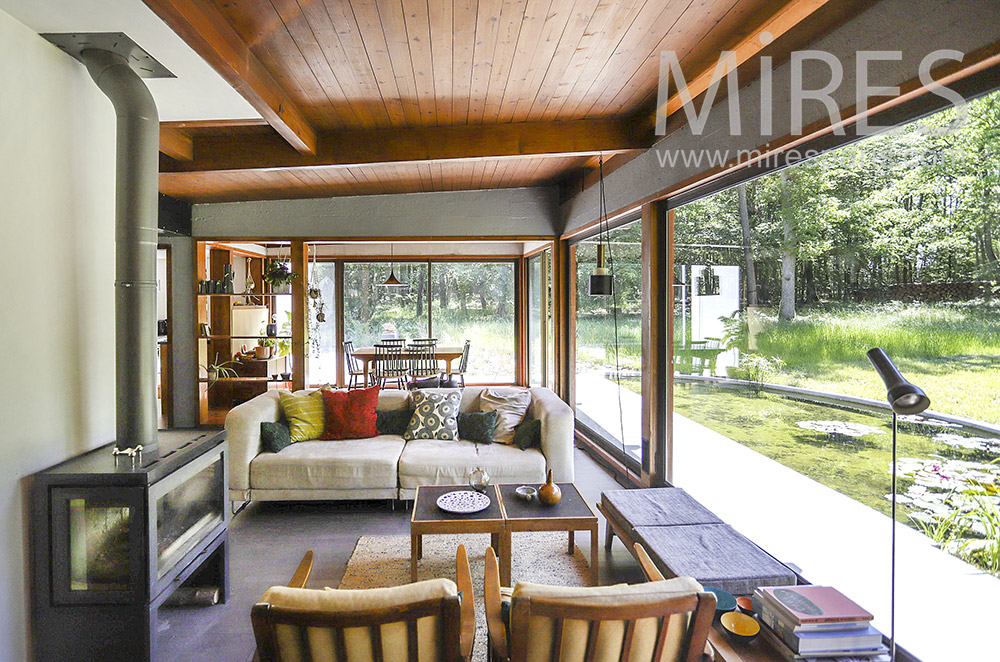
983,222 -> 999,275
738,183 -> 758,306
438,271 -> 448,308
415,268 -> 425,317
779,172 -> 796,320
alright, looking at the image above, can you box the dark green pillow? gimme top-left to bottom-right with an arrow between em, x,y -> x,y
261,421 -> 291,453
376,408 -> 414,436
458,411 -> 499,444
513,417 -> 542,450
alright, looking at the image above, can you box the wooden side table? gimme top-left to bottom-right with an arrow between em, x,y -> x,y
410,484 -> 506,582
497,483 -> 599,586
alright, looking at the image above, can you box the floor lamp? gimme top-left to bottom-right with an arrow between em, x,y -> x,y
866,348 -> 930,662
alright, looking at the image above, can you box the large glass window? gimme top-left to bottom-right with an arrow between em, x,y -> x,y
574,220 -> 643,462
306,260 -> 337,384
527,251 -> 552,387
343,262 -> 430,346
431,262 -> 515,383
670,90 -> 1000,662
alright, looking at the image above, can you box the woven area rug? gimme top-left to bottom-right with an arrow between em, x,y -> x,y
340,532 -> 591,662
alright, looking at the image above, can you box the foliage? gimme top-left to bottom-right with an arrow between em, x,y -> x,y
263,260 -> 299,287
200,353 -> 238,389
728,354 -> 784,393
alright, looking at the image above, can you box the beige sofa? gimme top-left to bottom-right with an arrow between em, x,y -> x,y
225,386 -> 575,505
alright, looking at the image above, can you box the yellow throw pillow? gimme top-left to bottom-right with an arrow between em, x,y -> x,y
279,391 -> 325,442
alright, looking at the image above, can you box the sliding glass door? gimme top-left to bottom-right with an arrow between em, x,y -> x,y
527,250 -> 552,387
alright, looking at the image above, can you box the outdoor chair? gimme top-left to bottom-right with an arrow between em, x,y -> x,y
483,545 -> 716,662
252,546 -> 475,662
343,339 -> 367,390
408,341 -> 440,383
373,342 -> 409,389
449,340 -> 471,387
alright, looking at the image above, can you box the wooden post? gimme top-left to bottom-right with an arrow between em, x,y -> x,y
514,256 -> 528,386
334,261 -> 345,388
291,240 -> 308,391
641,201 -> 669,487
540,249 -> 551,389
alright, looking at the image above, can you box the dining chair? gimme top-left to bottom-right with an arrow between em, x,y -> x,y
483,545 -> 716,662
373,342 -> 408,389
410,337 -> 438,345
342,339 -> 367,390
252,546 -> 475,662
407,341 -> 439,382
449,340 -> 471,387
381,337 -> 407,346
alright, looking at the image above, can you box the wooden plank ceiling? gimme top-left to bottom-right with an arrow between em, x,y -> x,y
145,0 -> 870,203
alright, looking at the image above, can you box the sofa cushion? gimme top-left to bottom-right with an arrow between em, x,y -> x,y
457,411 -> 498,444
479,387 -> 531,444
512,417 -> 542,450
278,390 -> 325,442
320,385 -> 379,440
250,436 -> 405,490
376,408 -> 414,436
398,439 -> 546,489
404,389 -> 462,441
260,421 -> 291,453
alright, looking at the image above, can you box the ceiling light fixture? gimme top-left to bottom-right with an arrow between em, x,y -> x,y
380,243 -> 407,288
589,155 -> 613,296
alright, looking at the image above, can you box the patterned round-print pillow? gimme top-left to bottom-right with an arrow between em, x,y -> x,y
403,389 -> 462,440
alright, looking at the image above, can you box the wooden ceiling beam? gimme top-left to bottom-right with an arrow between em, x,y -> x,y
653,0 -> 833,124
159,126 -> 193,161
160,118 -> 649,174
141,0 -> 317,154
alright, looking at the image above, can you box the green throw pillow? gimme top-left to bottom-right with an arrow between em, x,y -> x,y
260,421 -> 291,453
403,389 -> 461,441
376,408 -> 414,436
458,411 -> 498,444
278,390 -> 325,442
513,417 -> 542,450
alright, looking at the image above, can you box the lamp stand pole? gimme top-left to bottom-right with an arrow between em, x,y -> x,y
891,411 -> 897,662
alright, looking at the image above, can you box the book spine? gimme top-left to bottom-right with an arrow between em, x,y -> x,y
754,597 -> 802,649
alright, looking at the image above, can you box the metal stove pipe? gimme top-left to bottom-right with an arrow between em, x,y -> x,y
80,49 -> 159,453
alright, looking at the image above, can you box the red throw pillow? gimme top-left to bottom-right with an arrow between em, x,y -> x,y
320,386 -> 380,440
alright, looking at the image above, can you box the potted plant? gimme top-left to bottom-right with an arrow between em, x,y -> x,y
256,335 -> 276,359
262,260 -> 299,293
201,353 -> 238,388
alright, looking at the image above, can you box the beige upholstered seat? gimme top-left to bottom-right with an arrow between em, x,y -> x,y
483,546 -> 715,662
253,547 -> 476,662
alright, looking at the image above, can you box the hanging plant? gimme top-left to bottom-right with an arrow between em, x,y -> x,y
263,260 -> 299,287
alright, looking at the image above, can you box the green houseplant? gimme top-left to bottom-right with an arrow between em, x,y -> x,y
201,353 -> 238,388
262,260 -> 299,293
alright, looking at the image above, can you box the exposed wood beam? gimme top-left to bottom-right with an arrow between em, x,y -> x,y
141,0 -> 317,154
654,0 -> 833,124
159,126 -> 193,161
160,118 -> 648,174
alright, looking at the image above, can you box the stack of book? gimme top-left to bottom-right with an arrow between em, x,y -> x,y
751,585 -> 889,662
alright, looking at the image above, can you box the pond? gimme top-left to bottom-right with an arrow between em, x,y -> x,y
673,380 -> 1000,574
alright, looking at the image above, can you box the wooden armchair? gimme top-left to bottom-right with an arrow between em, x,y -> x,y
483,546 -> 716,662
252,545 -> 476,662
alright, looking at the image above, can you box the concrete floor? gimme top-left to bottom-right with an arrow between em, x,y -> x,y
157,445 -> 641,662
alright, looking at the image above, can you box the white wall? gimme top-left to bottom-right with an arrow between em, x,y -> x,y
0,9 -> 117,660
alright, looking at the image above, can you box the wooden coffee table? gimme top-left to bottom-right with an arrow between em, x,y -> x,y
410,482 -> 599,586
497,483 -> 599,586
410,484 -> 507,582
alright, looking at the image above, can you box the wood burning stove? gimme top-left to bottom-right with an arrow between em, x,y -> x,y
31,430 -> 228,662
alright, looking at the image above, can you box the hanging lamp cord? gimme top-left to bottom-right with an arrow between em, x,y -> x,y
599,155 -> 632,485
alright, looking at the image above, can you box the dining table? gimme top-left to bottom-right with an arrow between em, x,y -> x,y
352,345 -> 465,385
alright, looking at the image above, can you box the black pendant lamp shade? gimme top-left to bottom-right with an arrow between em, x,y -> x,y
866,348 -> 930,414
590,244 -> 613,295
379,244 -> 408,288
589,155 -> 614,296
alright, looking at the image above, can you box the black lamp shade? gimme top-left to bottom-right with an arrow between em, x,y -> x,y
590,273 -> 613,296
866,348 -> 930,414
379,269 -> 407,287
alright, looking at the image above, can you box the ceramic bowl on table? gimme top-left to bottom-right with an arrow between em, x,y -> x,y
703,586 -> 737,616
514,485 -> 537,502
720,611 -> 760,644
736,596 -> 755,615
